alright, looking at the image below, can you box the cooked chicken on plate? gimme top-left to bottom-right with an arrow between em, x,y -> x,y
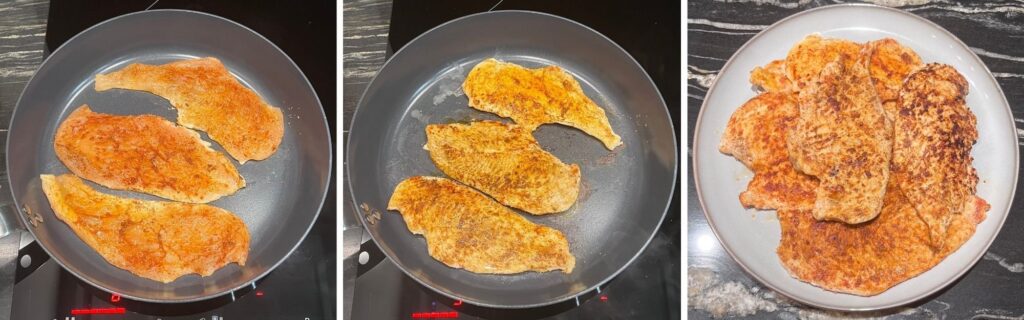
720,35 -> 989,296
892,64 -> 980,249
864,38 -> 924,122
720,92 -> 816,211
789,57 -> 892,224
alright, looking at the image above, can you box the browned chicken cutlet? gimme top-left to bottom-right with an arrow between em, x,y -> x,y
777,183 -> 987,296
94,57 -> 284,163
789,57 -> 892,224
387,176 -> 575,274
720,92 -> 816,210
784,34 -> 862,90
892,64 -> 982,249
54,105 -> 244,203
749,59 -> 794,92
723,36 -> 990,296
41,174 -> 250,283
425,121 -> 580,215
864,38 -> 924,121
463,58 -> 622,150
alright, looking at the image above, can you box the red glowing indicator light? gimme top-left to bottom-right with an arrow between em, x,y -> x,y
110,293 -> 121,303
600,295 -> 608,302
256,290 -> 264,297
411,311 -> 459,318
453,300 -> 463,307
71,307 -> 126,315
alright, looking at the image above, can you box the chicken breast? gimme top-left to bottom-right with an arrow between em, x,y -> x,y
95,57 -> 284,163
789,58 -> 891,224
720,92 -> 816,210
425,121 -> 580,215
463,58 -> 622,150
41,174 -> 249,283
749,59 -> 794,93
891,64 -> 981,249
54,105 -> 244,203
777,185 -> 987,296
387,176 -> 575,274
784,34 -> 862,90
864,38 -> 924,121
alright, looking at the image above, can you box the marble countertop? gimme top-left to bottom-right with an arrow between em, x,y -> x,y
688,0 -> 1024,318
341,1 -> 392,319
0,0 -> 47,145
0,0 -> 49,317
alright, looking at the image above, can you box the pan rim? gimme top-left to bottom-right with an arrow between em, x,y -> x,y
690,3 -> 1018,312
346,9 -> 678,309
8,8 -> 333,303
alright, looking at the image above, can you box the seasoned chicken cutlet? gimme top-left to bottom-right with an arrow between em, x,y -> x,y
95,57 -> 284,163
864,38 -> 924,121
789,58 -> 891,224
785,34 -> 862,90
425,121 -> 580,215
41,174 -> 249,283
463,58 -> 622,150
749,59 -> 794,93
892,64 -> 982,249
777,184 -> 987,296
54,105 -> 244,203
720,92 -> 816,210
387,176 -> 575,274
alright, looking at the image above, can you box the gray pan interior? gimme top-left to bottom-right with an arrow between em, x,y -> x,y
347,11 -> 677,308
7,10 -> 332,302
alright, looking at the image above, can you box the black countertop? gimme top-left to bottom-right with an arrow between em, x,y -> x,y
688,1 -> 1024,318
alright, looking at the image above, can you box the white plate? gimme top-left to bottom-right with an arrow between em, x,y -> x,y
692,4 -> 1018,311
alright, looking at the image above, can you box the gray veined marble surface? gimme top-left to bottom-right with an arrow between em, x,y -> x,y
341,1 -> 392,320
0,1 -> 48,319
688,0 -> 1024,319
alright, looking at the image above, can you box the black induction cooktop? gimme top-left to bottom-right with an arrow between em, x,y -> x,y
348,0 -> 681,319
12,1 -> 336,319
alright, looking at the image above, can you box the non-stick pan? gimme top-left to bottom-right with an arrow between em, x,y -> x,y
7,10 -> 332,302
347,11 -> 677,308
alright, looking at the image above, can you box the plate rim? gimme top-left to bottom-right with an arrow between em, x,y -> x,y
691,3 -> 1019,311
7,8 -> 333,303
346,9 -> 678,309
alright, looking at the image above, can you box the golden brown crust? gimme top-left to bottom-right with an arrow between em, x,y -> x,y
749,59 -> 794,93
776,183 -> 986,296
387,176 -> 575,274
95,57 -> 284,163
726,36 -> 989,296
892,64 -> 978,249
463,58 -> 622,150
425,121 -> 580,215
864,38 -> 924,121
790,58 -> 892,224
784,34 -> 862,90
776,167 -> 987,296
54,105 -> 244,203
41,174 -> 249,283
720,92 -> 817,210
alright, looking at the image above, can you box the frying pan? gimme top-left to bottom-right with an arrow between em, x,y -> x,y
6,10 -> 332,302
347,11 -> 677,308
